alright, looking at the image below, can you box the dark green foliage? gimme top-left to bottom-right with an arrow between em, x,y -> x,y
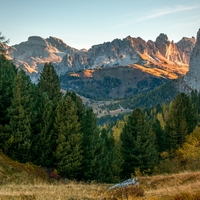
0,125 -> 10,151
37,63 -> 62,104
54,96 -> 83,179
99,127 -> 122,183
35,63 -> 62,166
7,70 -> 33,162
0,55 -> 17,125
61,70 -> 166,100
81,108 -> 102,180
152,119 -> 167,152
106,80 -> 178,111
165,93 -> 198,151
32,93 -> 54,167
65,91 -> 85,124
120,108 -> 158,178
61,74 -> 123,100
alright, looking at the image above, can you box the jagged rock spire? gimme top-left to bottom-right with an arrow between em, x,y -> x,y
182,29 -> 200,92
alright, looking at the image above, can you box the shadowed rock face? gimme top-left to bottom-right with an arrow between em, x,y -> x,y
8,33 -> 196,83
180,29 -> 200,92
177,37 -> 196,64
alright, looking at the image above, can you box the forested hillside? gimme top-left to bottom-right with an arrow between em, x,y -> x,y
1,55 -> 200,183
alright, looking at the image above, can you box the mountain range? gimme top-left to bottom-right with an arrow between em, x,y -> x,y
5,29 -> 199,99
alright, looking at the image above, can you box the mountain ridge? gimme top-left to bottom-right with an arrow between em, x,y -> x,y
4,32 -> 197,99
7,34 -> 196,79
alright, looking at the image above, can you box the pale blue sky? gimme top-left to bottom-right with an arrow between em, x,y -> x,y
1,0 -> 200,49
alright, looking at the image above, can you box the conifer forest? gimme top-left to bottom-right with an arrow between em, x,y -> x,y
1,54 -> 200,183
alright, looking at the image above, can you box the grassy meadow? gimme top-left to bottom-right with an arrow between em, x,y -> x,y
1,148 -> 200,200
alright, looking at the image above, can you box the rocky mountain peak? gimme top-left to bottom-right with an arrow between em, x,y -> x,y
7,31 -> 197,84
27,36 -> 48,46
180,29 -> 200,92
46,36 -> 77,53
155,33 -> 170,44
155,33 -> 171,57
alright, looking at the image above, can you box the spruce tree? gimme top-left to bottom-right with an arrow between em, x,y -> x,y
152,119 -> 167,152
81,108 -> 102,181
0,56 -> 17,151
120,108 -> 158,178
7,70 -> 33,162
100,127 -> 122,183
54,96 -> 83,179
66,91 -> 85,123
165,93 -> 198,151
35,63 -> 62,165
0,55 -> 17,125
32,93 -> 54,167
37,63 -> 62,105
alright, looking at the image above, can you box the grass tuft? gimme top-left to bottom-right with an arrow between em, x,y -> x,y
106,185 -> 144,199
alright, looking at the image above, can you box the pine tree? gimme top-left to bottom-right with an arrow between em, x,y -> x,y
120,108 -> 158,178
0,55 -> 17,125
81,108 -> 102,181
7,70 -> 33,162
66,91 -> 85,123
152,119 -> 167,152
100,127 -> 122,183
35,62 -> 62,166
54,96 -> 83,179
37,63 -> 62,105
0,56 -> 17,151
165,93 -> 198,151
32,93 -> 54,167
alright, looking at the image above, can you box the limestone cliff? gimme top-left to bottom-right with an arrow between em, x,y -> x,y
8,33 -> 196,83
179,29 -> 200,92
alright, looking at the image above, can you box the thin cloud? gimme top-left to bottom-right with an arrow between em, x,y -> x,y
139,5 -> 199,21
114,5 -> 199,28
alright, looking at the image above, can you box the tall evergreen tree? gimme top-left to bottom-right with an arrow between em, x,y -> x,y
165,93 -> 198,151
0,56 -> 17,151
32,93 -> 54,167
7,70 -> 33,162
152,119 -> 167,153
66,91 -> 85,123
37,63 -> 62,105
0,55 -> 17,125
35,63 -> 62,165
120,108 -> 158,178
81,108 -> 103,181
99,127 -> 122,183
54,96 -> 83,179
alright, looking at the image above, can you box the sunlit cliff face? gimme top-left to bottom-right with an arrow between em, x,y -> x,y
6,33 -> 196,83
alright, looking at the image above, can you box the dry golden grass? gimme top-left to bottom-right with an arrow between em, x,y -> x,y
104,171 -> 200,200
1,171 -> 200,200
2,152 -> 200,199
0,181 -> 108,200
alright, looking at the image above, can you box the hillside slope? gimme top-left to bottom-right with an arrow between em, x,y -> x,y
0,152 -> 48,185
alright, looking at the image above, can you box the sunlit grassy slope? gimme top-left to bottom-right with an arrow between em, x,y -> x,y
1,152 -> 200,199
0,152 -> 48,185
